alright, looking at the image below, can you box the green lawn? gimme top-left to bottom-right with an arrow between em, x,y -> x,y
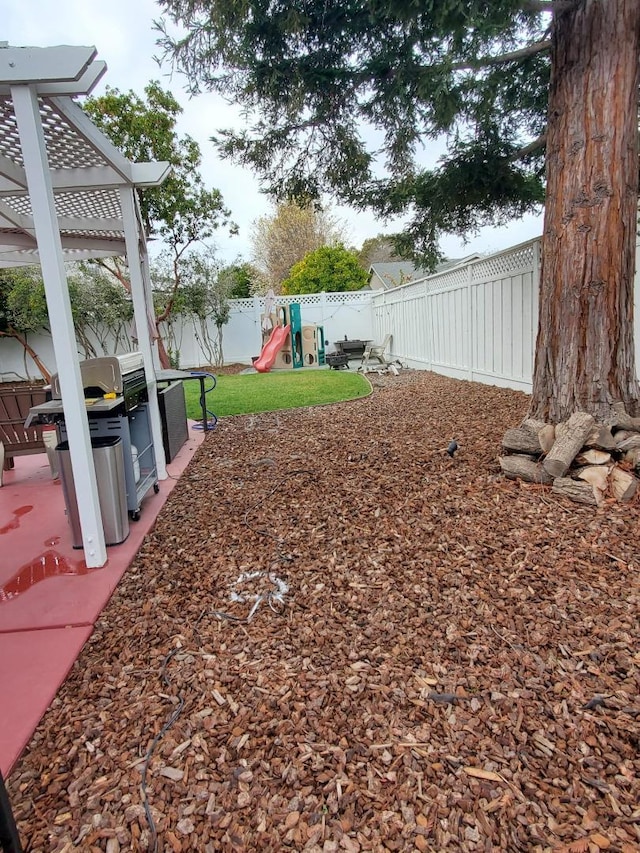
183,368 -> 371,419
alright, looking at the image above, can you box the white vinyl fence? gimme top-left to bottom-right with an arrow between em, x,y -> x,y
3,238 -> 640,394
0,290 -> 375,380
373,239 -> 541,392
163,290 -> 375,368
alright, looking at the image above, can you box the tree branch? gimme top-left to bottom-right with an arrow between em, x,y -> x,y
519,0 -> 580,13
510,134 -> 547,161
96,258 -> 131,293
451,40 -> 551,71
0,328 -> 51,382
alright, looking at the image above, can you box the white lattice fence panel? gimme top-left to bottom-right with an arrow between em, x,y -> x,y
325,291 -> 370,303
371,239 -> 541,389
228,298 -> 255,314
424,265 -> 469,293
471,242 -> 536,283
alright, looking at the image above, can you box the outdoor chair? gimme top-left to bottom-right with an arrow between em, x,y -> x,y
359,334 -> 392,371
0,384 -> 48,486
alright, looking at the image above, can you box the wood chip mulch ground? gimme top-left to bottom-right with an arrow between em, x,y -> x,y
8,371 -> 640,853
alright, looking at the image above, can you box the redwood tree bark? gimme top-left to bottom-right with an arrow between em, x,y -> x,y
530,0 -> 640,423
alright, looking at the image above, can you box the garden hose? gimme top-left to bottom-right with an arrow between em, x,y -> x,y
190,371 -> 218,430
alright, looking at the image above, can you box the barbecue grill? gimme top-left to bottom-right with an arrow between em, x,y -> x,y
51,353 -> 148,413
26,353 -> 158,520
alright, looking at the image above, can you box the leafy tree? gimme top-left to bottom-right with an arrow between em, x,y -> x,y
249,201 -> 346,293
281,245 -> 369,294
219,261 -> 257,299
158,0 -> 640,423
149,257 -> 186,367
150,250 -> 233,367
358,234 -> 403,269
70,266 -> 134,359
0,267 -> 52,381
83,82 -> 235,367
181,251 -> 232,367
0,264 -> 136,381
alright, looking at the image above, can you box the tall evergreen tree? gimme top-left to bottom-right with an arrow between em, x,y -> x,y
157,0 -> 640,422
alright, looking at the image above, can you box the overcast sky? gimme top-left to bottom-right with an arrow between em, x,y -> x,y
3,0 -> 544,264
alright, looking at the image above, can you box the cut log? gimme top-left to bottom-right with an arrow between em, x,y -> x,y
576,465 -> 611,493
538,424 -> 556,454
609,402 -> 640,432
499,454 -> 553,484
576,466 -> 610,505
610,468 -> 638,502
584,424 -> 616,450
520,417 -> 547,434
552,477 -> 599,506
623,448 -> 640,467
543,412 -> 595,479
576,449 -> 612,466
615,434 -> 640,452
502,428 -> 542,455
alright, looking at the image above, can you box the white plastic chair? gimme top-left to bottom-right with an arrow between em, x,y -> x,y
360,334 -> 392,371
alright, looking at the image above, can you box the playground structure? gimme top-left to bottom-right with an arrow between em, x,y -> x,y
254,301 -> 326,373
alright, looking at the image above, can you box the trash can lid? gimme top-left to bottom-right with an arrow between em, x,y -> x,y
90,437 -> 121,448
55,437 -> 121,451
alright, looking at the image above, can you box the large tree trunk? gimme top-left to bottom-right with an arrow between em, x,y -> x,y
530,0 -> 640,423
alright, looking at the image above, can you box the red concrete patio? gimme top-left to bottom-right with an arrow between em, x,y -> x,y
0,427 -> 205,778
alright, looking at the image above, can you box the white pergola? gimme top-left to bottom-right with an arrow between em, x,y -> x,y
0,44 -> 171,568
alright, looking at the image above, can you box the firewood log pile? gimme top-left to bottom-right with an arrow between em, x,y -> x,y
500,403 -> 640,506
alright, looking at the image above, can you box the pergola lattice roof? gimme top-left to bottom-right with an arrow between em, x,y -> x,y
0,48 -> 170,267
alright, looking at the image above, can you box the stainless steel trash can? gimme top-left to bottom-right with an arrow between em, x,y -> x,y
57,437 -> 130,548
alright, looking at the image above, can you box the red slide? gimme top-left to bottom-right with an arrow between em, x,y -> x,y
254,324 -> 290,373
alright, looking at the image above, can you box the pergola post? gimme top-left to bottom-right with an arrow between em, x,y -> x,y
11,83 -> 107,567
119,187 -> 167,479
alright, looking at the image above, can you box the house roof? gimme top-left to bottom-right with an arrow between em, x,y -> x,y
367,254 -> 483,290
367,262 -> 431,290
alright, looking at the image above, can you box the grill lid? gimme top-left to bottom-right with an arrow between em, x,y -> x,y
51,352 -> 145,398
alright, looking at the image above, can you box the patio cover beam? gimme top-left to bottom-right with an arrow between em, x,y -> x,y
0,162 -> 171,196
0,248 -> 123,267
0,231 -> 126,252
0,154 -> 27,190
0,200 -> 33,232
120,186 -> 167,480
0,45 -> 97,84
50,97 -> 132,183
11,82 -> 107,567
0,59 -> 107,98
